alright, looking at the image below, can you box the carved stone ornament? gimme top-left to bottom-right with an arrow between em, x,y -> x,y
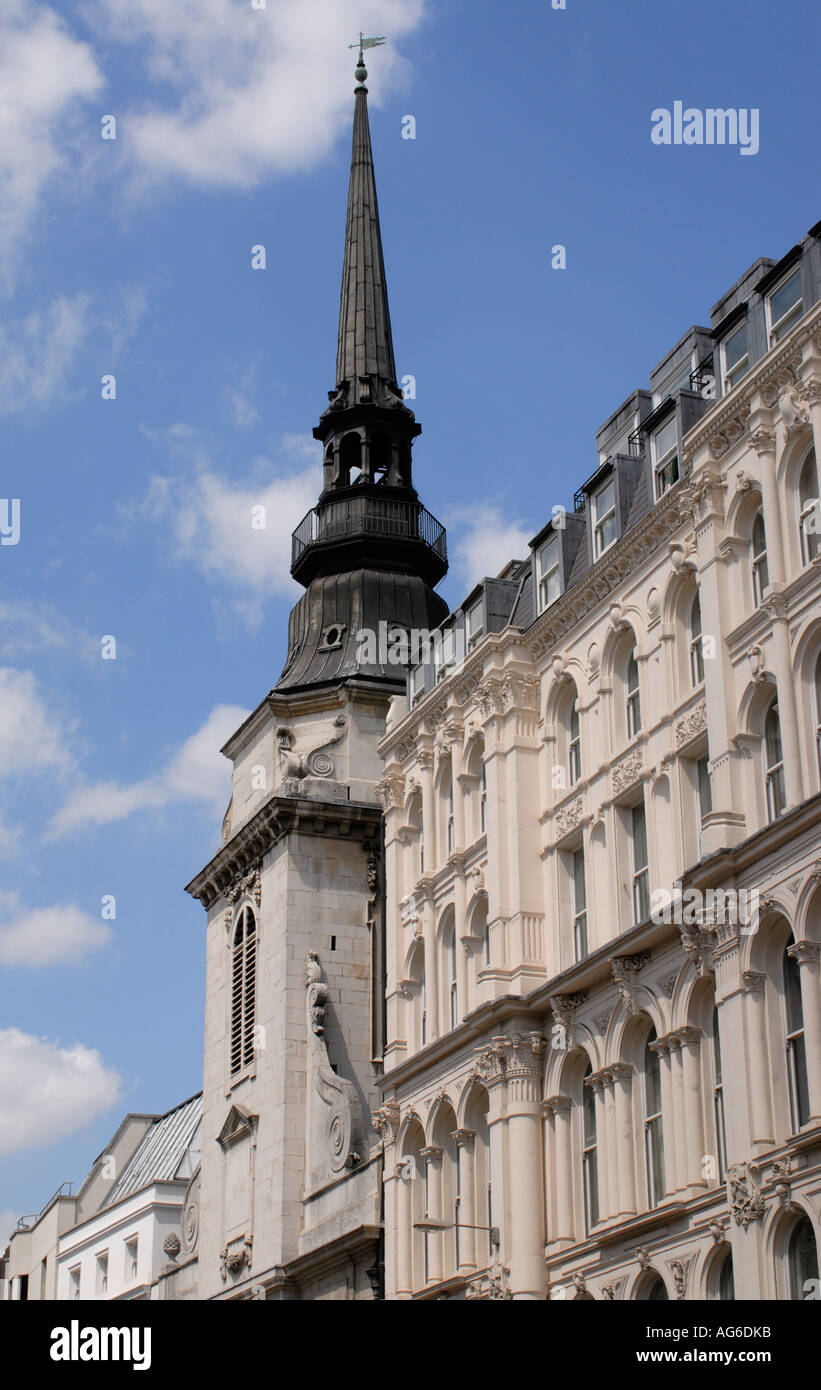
377,772 -> 404,813
675,700 -> 707,747
727,1163 -> 765,1230
220,1235 -> 253,1280
611,952 -> 651,1015
709,1219 -> 728,1245
465,1257 -> 511,1301
277,715 -> 346,783
611,746 -> 644,795
224,865 -> 262,931
667,1253 -> 694,1300
708,405 -> 750,460
678,919 -> 714,976
555,796 -> 584,838
180,1168 -> 201,1257
163,1232 -> 181,1262
305,951 -> 363,1189
601,1277 -> 625,1300
371,1102 -> 401,1146
767,1158 -> 793,1206
550,992 -> 589,1043
636,1246 -> 651,1271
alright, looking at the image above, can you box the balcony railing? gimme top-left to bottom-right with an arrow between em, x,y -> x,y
292,495 -> 447,568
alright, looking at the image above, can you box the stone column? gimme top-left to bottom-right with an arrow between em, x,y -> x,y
788,940 -> 821,1121
742,971 -> 775,1150
500,1033 -> 547,1299
544,1095 -> 574,1243
668,1034 -> 687,1193
452,856 -> 468,1022
394,1160 -> 413,1298
610,1064 -> 636,1216
750,423 -> 784,583
603,1073 -> 619,1218
454,1129 -> 476,1270
451,737 -> 466,849
678,1026 -> 707,1191
419,747 -> 434,874
420,1145 -> 443,1284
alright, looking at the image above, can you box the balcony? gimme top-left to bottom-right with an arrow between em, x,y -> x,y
291,490 -> 447,585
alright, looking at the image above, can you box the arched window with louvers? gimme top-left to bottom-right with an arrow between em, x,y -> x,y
230,906 -> 257,1076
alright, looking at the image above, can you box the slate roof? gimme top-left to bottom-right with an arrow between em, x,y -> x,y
103,1093 -> 202,1208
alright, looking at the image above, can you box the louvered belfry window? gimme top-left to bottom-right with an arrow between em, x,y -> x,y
230,906 -> 257,1075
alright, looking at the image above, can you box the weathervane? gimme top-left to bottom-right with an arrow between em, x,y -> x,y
348,33 -> 387,61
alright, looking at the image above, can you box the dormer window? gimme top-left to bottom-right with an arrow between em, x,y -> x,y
767,266 -> 803,344
592,479 -> 617,557
537,534 -> 561,610
409,663 -> 426,707
435,628 -> 456,682
651,416 -> 679,499
721,320 -> 749,392
466,599 -> 484,651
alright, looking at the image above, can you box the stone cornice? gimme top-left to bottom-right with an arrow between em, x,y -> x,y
185,793 -> 382,909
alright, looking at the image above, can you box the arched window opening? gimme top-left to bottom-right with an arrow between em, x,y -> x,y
764,698 -> 785,822
626,650 -> 642,739
752,510 -> 769,605
784,941 -> 810,1131
640,1273 -> 668,1301
799,449 -> 820,564
409,941 -> 426,1050
581,1060 -> 599,1232
717,1251 -> 735,1301
788,1216 -> 819,1299
644,1028 -> 665,1208
569,698 -> 582,785
340,432 -> 362,484
690,593 -> 704,685
712,1008 -> 728,1181
446,922 -> 458,1030
230,906 -> 257,1076
370,431 -> 391,479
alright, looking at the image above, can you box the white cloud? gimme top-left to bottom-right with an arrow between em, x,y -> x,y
0,898 -> 111,968
0,601 -> 99,663
0,3 -> 103,289
0,1028 -> 121,1157
0,667 -> 77,780
141,431 -> 319,622
448,503 -> 531,591
88,0 -> 425,188
49,703 -> 248,838
0,294 -> 92,414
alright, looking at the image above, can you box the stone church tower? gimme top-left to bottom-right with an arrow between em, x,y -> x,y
185,51 -> 447,1300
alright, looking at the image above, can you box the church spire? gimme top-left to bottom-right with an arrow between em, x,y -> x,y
334,54 -> 398,409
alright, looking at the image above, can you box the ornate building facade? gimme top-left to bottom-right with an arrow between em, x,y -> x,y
376,228 -> 821,1299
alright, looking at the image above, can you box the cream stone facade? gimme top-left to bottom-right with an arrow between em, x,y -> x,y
376,237 -> 821,1300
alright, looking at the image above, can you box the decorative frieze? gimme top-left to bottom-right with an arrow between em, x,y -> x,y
727,1163 -> 765,1230
611,746 -> 644,795
675,700 -> 707,747
554,795 -> 584,838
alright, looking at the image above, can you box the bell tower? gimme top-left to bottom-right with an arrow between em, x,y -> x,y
187,44 -> 447,1301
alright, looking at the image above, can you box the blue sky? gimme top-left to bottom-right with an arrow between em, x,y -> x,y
1,0 -> 819,1237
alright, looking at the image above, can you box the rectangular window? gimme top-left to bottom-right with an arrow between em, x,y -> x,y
69,1266 -> 81,1301
435,628 -> 455,682
96,1253 -> 108,1298
537,535 -> 561,611
409,663 -> 425,706
466,599 -> 484,651
768,266 -> 803,343
630,801 -> 650,923
651,415 -> 679,499
593,480 -> 617,557
712,1015 -> 727,1181
697,755 -> 713,820
722,320 -> 749,391
125,1238 -> 138,1283
572,847 -> 588,961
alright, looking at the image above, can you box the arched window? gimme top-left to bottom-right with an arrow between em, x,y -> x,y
339,432 -> 362,485
799,448 -> 820,564
572,847 -> 588,960
581,1061 -> 599,1231
479,761 -> 487,833
644,1028 -> 665,1208
640,1273 -> 668,1301
626,649 -> 642,738
716,1251 -> 735,1301
752,510 -> 769,605
409,941 -> 426,1049
788,1216 -> 819,1299
764,698 -> 785,821
230,906 -> 257,1075
784,941 -> 810,1130
690,593 -> 704,686
712,1008 -> 728,1181
569,698 -> 582,785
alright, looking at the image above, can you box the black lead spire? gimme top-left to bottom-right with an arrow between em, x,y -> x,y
275,45 -> 447,693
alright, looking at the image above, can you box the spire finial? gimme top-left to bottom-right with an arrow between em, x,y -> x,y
348,32 -> 386,87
